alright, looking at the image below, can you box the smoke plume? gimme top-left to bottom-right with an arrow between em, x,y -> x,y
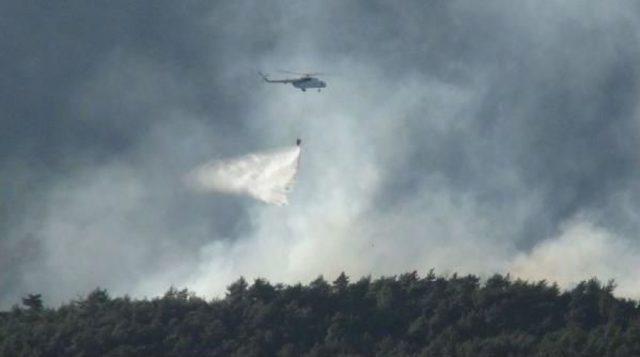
3,1 -> 640,307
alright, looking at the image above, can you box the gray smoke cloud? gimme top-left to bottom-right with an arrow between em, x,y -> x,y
2,1 -> 640,307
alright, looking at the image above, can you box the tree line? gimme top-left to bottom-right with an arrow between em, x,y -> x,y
1,271 -> 639,356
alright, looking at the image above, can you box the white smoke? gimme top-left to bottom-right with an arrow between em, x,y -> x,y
508,218 -> 640,298
187,144 -> 301,206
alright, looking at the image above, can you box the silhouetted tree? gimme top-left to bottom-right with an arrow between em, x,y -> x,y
21,293 -> 43,311
1,273 -> 639,356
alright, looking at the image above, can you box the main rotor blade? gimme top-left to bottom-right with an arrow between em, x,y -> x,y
278,69 -> 328,76
278,69 -> 305,75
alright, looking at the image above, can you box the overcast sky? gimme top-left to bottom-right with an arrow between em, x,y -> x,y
2,1 -> 640,308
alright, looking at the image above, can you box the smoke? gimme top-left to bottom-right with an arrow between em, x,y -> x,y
187,144 -> 301,206
509,218 -> 640,298
3,1 -> 640,307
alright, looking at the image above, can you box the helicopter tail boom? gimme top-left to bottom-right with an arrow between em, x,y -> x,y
258,71 -> 273,82
258,71 -> 295,84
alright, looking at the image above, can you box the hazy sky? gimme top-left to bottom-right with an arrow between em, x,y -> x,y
2,1 -> 640,307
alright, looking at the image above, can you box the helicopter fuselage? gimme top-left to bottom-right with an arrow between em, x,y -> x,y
292,77 -> 326,91
259,72 -> 326,91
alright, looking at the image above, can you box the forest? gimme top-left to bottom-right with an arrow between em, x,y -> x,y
1,271 -> 639,356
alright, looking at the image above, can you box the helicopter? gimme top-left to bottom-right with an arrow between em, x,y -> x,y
259,70 -> 327,92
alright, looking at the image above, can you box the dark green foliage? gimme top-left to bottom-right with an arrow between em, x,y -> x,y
1,274 -> 638,356
21,294 -> 43,311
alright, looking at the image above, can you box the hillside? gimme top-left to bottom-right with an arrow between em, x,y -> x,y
1,272 -> 639,356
